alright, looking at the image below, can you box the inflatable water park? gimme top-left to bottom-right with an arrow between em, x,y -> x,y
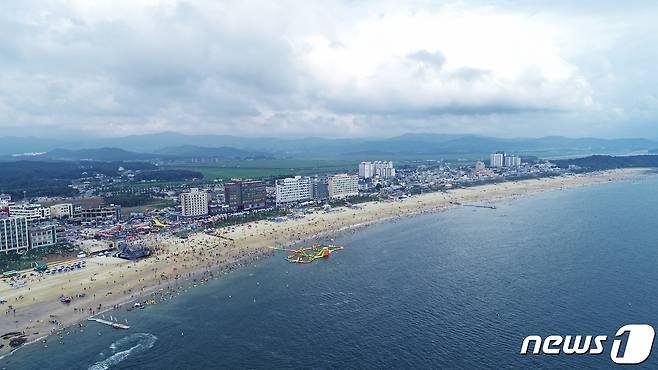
270,244 -> 344,264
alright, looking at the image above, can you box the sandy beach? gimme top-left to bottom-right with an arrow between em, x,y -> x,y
0,168 -> 648,356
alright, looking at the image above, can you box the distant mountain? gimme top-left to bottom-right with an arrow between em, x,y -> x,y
81,132 -> 658,158
39,148 -> 158,161
154,145 -> 270,159
1,144 -> 273,162
77,132 -> 364,155
0,132 -> 656,159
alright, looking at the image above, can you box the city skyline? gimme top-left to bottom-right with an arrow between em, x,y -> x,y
1,1 -> 658,139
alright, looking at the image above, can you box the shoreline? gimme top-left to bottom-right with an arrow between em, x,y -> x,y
0,168 -> 651,358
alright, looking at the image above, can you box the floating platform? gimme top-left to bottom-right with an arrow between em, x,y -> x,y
271,244 -> 344,264
88,318 -> 130,329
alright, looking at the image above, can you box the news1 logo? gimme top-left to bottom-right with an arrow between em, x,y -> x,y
520,324 -> 655,365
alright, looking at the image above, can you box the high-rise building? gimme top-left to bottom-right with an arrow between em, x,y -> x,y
374,161 -> 395,178
328,174 -> 359,198
359,162 -> 375,178
180,188 -> 209,217
359,161 -> 396,179
475,160 -> 486,172
489,152 -> 505,168
311,176 -> 329,201
224,180 -> 267,210
0,217 -> 29,253
505,155 -> 522,167
275,176 -> 312,206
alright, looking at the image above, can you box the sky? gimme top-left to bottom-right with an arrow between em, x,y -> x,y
1,0 -> 658,139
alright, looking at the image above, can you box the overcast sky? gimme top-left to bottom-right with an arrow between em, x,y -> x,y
1,0 -> 658,139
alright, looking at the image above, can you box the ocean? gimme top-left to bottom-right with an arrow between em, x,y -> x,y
2,174 -> 658,369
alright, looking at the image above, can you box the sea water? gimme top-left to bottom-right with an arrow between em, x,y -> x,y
2,174 -> 658,369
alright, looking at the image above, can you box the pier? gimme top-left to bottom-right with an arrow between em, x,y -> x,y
450,201 -> 497,209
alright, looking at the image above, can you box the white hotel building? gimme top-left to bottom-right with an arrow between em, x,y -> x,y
490,153 -> 505,168
490,152 -> 521,168
358,162 -> 375,178
358,161 -> 396,179
180,188 -> 209,217
505,155 -> 522,167
9,204 -> 51,222
275,176 -> 313,206
328,174 -> 359,198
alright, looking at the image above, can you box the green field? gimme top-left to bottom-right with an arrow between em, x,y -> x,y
162,159 -> 360,180
121,199 -> 177,214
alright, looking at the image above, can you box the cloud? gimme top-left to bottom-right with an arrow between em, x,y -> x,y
296,9 -> 593,118
407,50 -> 446,70
0,0 -> 656,138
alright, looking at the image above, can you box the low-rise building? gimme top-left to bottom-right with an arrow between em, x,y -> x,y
79,205 -> 121,222
328,174 -> 359,198
76,239 -> 116,255
9,203 -> 51,222
50,203 -> 74,218
0,194 -> 10,207
29,224 -> 58,249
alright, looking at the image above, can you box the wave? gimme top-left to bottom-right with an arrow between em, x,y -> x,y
88,333 -> 157,370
